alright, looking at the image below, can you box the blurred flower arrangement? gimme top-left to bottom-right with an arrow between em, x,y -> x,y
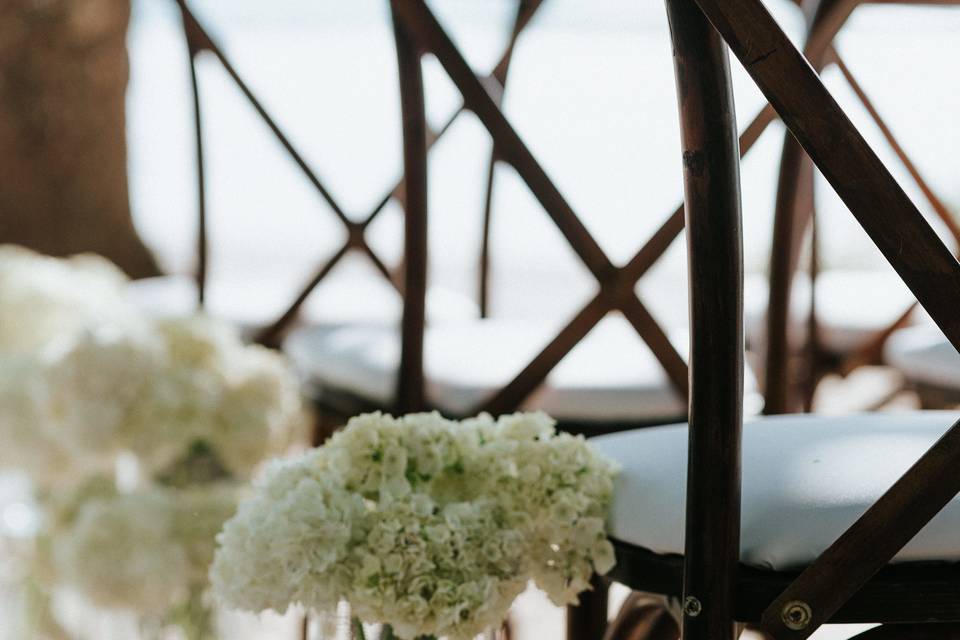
0,246 -> 308,639
211,411 -> 618,640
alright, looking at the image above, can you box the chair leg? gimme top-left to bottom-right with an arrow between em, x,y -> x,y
603,593 -> 680,640
567,575 -> 610,640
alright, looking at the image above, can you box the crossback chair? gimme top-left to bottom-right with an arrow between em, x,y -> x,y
131,0 -> 504,342
286,0 -> 817,440
761,0 -> 960,414
565,0 -> 960,638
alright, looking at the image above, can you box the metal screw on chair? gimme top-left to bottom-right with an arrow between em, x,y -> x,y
682,596 -> 702,618
781,600 -> 812,630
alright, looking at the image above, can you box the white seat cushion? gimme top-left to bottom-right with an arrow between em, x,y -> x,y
284,315 -> 763,421
885,325 -> 960,389
127,275 -> 478,328
593,411 -> 960,571
745,270 -> 919,355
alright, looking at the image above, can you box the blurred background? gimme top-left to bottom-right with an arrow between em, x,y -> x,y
122,1 -> 960,323
3,1 -> 960,637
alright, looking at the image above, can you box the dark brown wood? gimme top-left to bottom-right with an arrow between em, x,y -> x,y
391,3 -> 428,414
757,416 -> 960,638
181,16 -> 207,307
665,2 -> 744,640
764,131 -> 815,414
763,0 -> 844,415
683,0 -> 960,635
256,1 -> 546,343
476,103 -> 777,417
392,1 -> 615,283
478,0 -> 546,318
393,0 -> 695,408
477,295 -> 610,416
608,541 -> 960,625
764,0 -> 960,413
831,53 -> 960,248
566,575 -> 609,640
176,0 -> 416,342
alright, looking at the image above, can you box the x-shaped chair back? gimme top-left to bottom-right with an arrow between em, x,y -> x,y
764,0 -> 960,413
391,0 -> 709,417
393,0 -> 871,419
172,0 -> 541,348
661,0 -> 960,637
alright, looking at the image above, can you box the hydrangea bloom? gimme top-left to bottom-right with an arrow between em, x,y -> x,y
1,314 -> 307,481
211,412 -> 618,640
0,245 -> 139,354
54,484 -> 237,614
0,248 -> 309,635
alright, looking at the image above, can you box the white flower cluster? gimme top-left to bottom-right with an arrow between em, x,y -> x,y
0,247 -> 310,632
0,310 -> 306,484
42,315 -> 307,478
211,412 -> 618,640
54,483 -> 237,615
0,245 -> 139,355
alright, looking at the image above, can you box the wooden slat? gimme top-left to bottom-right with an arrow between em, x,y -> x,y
478,0 -> 547,317
687,0 -> 960,634
665,0 -> 744,638
694,0 -> 960,352
392,0 -> 617,282
609,541 -> 960,625
619,295 -> 689,397
391,4 -> 428,413
756,416 -> 960,638
475,295 -> 609,415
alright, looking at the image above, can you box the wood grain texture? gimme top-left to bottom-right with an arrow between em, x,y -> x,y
664,1 -> 744,639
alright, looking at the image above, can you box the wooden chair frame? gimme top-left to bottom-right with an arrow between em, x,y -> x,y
172,0 -> 542,347
594,0 -> 960,638
387,0 -> 822,427
763,0 -> 960,413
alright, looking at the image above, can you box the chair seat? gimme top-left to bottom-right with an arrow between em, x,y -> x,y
745,270 -> 919,355
283,315 -> 764,422
593,411 -> 960,571
127,275 -> 478,329
885,325 -> 960,390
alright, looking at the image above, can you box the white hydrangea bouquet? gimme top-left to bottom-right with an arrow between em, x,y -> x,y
211,411 -> 618,640
0,246 -> 308,639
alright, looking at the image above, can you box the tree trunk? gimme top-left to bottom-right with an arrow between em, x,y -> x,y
0,0 -> 160,278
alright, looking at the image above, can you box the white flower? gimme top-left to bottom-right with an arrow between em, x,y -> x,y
211,412 -> 619,639
45,327 -> 162,464
0,310 -> 308,481
0,245 -> 140,355
54,491 -> 192,614
54,484 -> 237,614
0,356 -> 84,485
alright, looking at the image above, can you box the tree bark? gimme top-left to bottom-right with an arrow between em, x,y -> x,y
0,0 -> 160,278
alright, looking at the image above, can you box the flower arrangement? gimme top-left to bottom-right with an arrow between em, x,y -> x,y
0,246 -> 308,638
0,245 -> 139,355
211,411 -> 618,640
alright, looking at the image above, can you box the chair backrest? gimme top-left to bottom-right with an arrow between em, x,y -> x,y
668,0 -> 960,638
390,0 -> 701,419
173,0 -> 543,355
762,0 -> 960,414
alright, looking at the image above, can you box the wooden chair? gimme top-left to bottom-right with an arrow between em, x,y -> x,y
285,0 -> 795,440
760,0 -> 960,413
127,0 -> 481,342
571,0 -> 960,638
